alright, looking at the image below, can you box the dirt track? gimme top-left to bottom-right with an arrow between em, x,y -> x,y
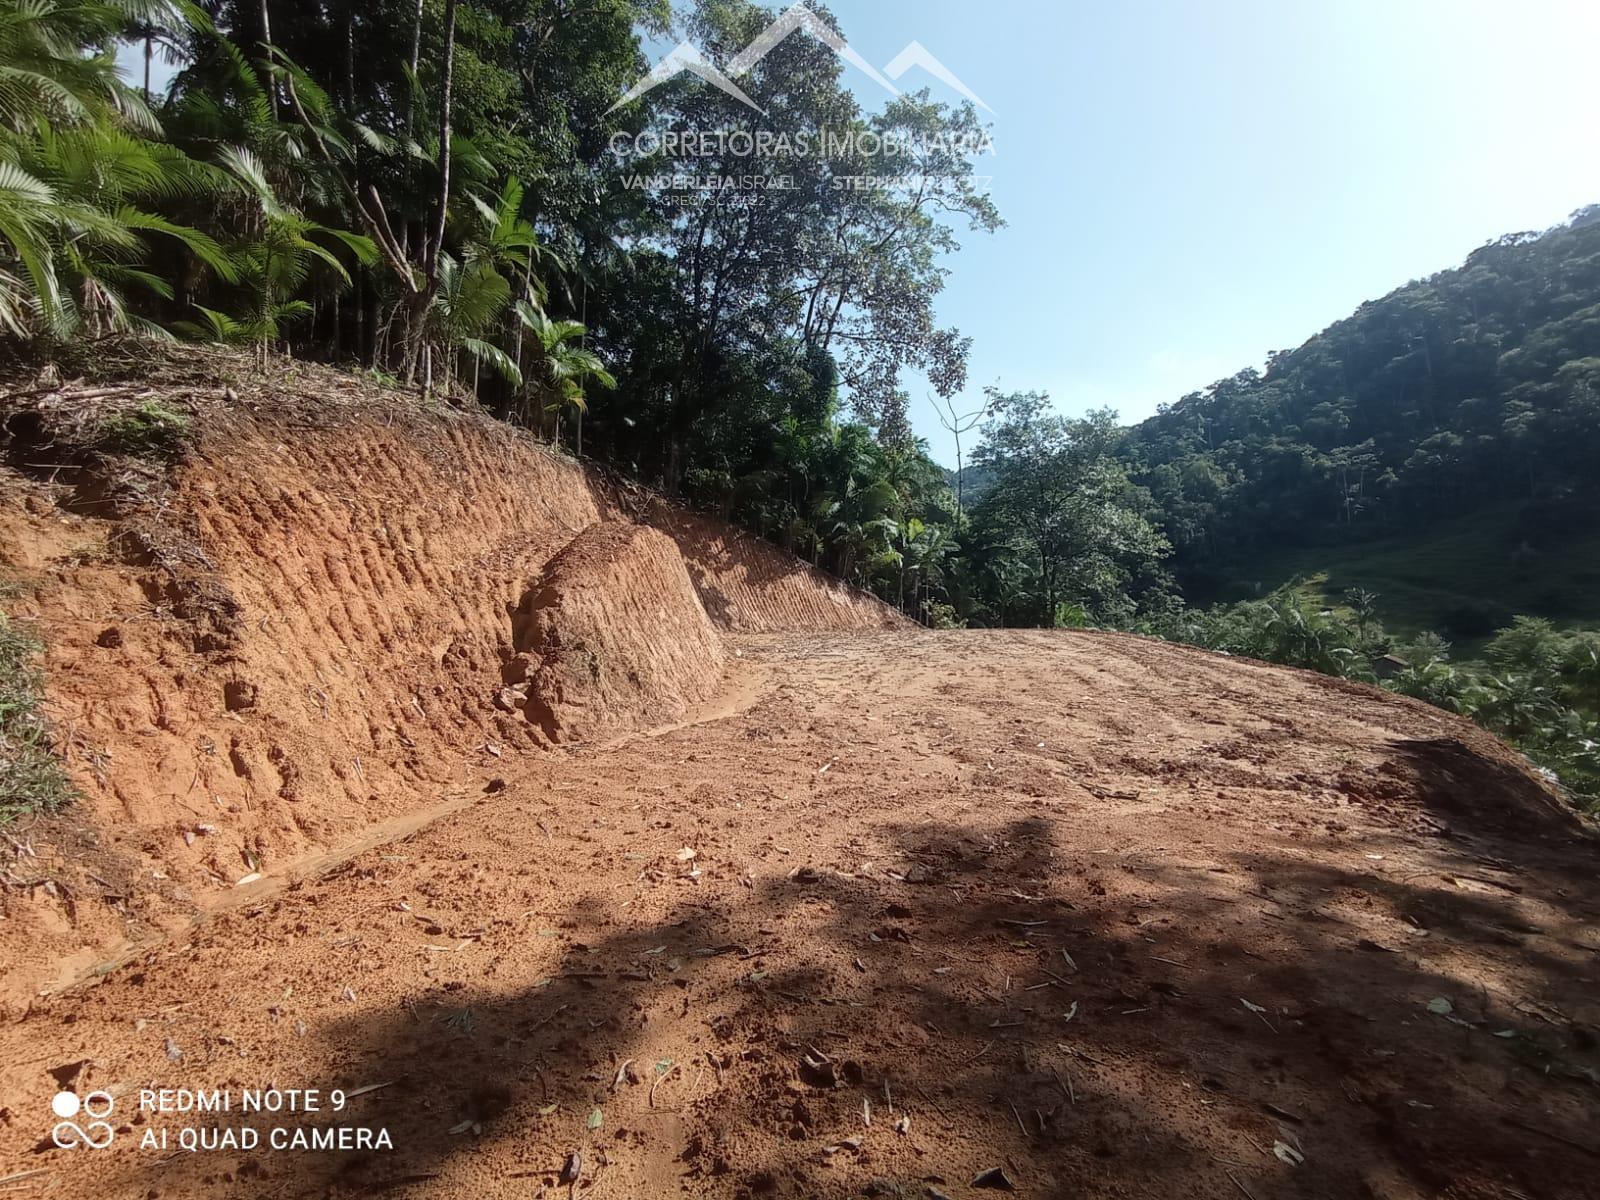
2,629 -> 1595,1199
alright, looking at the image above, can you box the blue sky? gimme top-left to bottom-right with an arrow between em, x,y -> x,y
795,0 -> 1600,464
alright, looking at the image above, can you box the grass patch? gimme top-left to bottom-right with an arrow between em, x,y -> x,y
0,612 -> 73,824
94,399 -> 192,460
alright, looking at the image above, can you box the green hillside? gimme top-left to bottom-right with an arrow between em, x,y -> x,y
1130,208 -> 1600,605
1204,504 -> 1600,655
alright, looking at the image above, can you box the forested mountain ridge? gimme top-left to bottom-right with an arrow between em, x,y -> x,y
1130,206 -> 1600,597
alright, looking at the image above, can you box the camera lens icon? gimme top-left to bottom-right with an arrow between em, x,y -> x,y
50,1091 -> 115,1149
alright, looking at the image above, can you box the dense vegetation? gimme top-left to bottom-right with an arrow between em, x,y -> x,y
0,0 -> 996,576
0,0 -> 1596,810
1131,211 -> 1600,632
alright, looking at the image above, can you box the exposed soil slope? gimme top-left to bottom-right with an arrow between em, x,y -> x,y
0,630 -> 1593,1200
0,354 -> 903,1007
508,522 -> 726,742
645,502 -> 905,634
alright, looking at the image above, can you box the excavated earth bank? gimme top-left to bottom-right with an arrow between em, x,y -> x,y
507,522 -> 726,742
0,353 -> 1595,1200
0,353 -> 903,1007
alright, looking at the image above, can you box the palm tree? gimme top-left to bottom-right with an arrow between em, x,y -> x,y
1261,597 -> 1359,677
460,175 -> 579,404
1347,587 -> 1380,639
510,302 -> 614,449
0,0 -> 223,338
120,0 -> 206,100
0,0 -> 158,136
813,473 -> 899,585
429,251 -> 512,392
467,177 -> 565,294
897,517 -> 952,620
27,121 -> 238,336
210,143 -> 374,361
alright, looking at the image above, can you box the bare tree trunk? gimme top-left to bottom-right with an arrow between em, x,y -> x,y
406,0 -> 424,138
407,0 -> 457,388
343,1 -> 357,108
259,0 -> 278,118
425,0 -> 456,277
955,437 -> 964,516
403,293 -> 428,383
933,391 -> 985,521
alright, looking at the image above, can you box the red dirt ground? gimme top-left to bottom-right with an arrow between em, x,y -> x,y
0,357 -> 1595,1199
1,630 -> 1596,1199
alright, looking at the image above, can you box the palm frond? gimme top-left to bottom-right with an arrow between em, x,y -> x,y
215,144 -> 283,216
116,207 -> 239,281
463,337 -> 522,386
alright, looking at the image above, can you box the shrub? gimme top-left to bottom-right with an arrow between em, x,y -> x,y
1398,631 -> 1452,668
1053,601 -> 1090,629
95,400 -> 192,459
1485,615 -> 1564,675
1557,632 -> 1600,710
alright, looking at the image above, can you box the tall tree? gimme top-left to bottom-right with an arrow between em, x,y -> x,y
973,391 -> 1170,624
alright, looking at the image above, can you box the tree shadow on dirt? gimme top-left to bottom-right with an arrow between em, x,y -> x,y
114,807 -> 1600,1199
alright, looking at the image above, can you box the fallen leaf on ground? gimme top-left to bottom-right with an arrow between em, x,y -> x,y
1273,1141 -> 1305,1166
559,1152 -> 581,1184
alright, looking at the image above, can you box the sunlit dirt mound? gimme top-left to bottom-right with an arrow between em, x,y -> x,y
508,522 -> 726,742
0,350 -> 903,1008
645,501 -> 906,633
